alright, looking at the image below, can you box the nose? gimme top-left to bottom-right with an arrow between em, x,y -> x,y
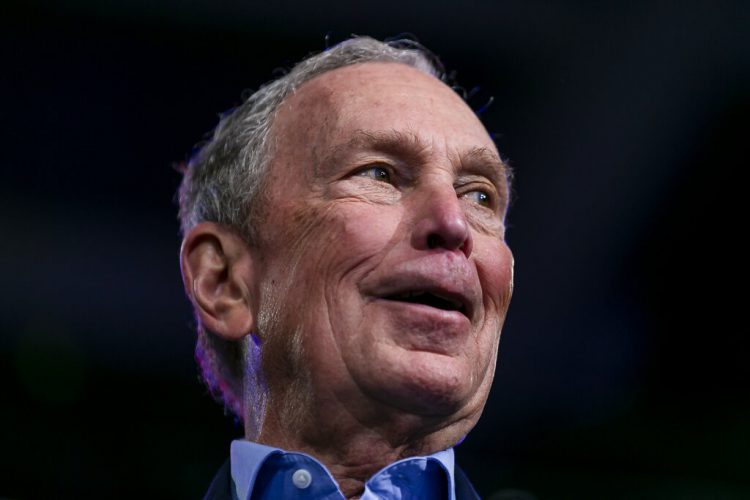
410,185 -> 473,258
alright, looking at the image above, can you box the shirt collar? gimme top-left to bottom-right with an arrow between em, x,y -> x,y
230,439 -> 456,500
230,440 -> 279,500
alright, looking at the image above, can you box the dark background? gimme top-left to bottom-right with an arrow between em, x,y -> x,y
2,1 -> 748,498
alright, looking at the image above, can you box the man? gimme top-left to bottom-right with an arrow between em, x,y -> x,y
178,36 -> 514,499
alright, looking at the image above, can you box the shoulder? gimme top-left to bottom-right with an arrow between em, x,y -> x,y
455,463 -> 482,500
203,459 -> 232,500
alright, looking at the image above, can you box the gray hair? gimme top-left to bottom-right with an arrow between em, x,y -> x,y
177,36 -> 444,433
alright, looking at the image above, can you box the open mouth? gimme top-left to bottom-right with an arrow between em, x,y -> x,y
384,291 -> 467,316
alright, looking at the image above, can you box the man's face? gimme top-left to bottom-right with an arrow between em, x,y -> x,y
252,62 -> 513,421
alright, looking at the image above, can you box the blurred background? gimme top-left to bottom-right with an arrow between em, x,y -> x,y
2,0 -> 748,498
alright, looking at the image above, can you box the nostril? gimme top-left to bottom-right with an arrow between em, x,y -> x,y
412,206 -> 473,257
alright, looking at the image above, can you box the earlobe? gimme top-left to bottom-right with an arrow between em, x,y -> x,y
180,222 -> 256,341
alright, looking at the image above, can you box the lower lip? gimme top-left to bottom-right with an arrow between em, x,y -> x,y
374,298 -> 470,324
371,299 -> 471,353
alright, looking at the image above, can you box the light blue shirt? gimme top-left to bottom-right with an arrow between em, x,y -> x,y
230,440 -> 456,500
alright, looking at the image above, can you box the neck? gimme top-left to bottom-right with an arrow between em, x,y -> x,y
250,383 -> 479,499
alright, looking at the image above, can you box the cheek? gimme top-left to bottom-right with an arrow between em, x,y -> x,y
475,237 -> 514,317
260,200 -> 403,312
343,211 -> 399,251
315,201 -> 403,276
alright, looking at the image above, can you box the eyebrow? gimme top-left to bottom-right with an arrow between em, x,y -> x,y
318,129 -> 511,189
317,130 -> 430,175
455,146 -> 512,196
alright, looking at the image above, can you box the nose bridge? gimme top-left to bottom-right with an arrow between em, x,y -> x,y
410,173 -> 473,257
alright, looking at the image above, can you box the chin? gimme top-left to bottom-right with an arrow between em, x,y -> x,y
364,350 -> 483,417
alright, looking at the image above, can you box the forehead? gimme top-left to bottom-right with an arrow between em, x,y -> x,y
270,62 -> 499,167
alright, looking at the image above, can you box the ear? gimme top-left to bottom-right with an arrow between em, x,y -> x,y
180,222 -> 256,341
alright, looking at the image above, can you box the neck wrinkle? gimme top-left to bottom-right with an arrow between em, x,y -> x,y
255,392 -> 474,499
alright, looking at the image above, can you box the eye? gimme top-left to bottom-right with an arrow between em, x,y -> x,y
356,165 -> 391,183
463,190 -> 492,208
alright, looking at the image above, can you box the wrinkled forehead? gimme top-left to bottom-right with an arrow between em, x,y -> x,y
269,62 -> 500,174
